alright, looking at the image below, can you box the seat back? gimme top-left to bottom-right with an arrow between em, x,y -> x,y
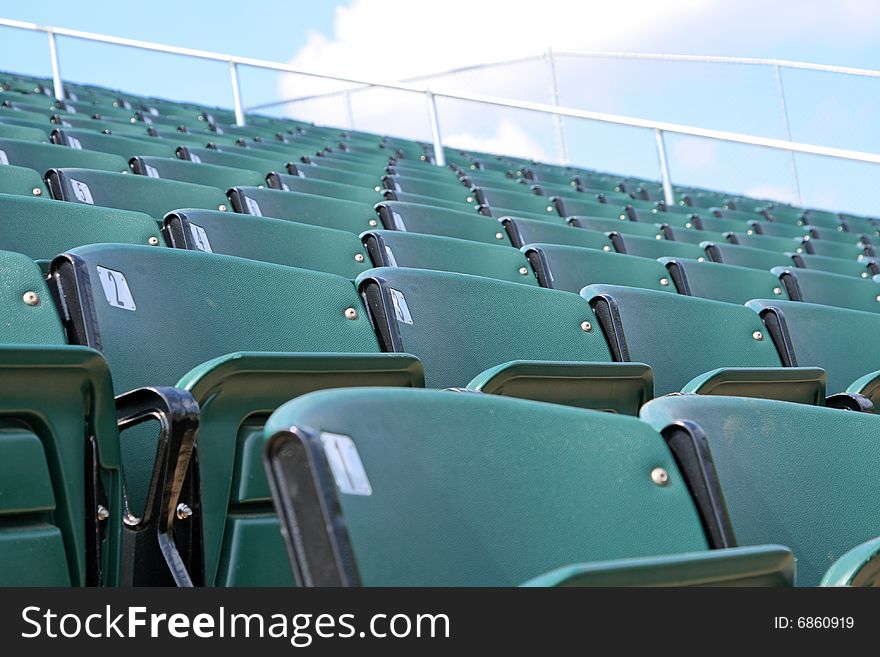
356,267 -> 612,388
46,167 -> 228,219
51,128 -> 177,158
662,257 -> 789,304
164,209 -> 372,278
704,242 -> 794,270
264,388 -> 711,586
525,243 -> 674,293
773,266 -> 880,314
267,172 -> 385,205
611,233 -> 708,260
583,284 -> 782,395
130,156 -> 265,189
0,163 -> 49,197
375,201 -> 513,245
502,216 -> 614,250
229,186 -> 378,233
363,230 -> 537,284
640,395 -> 880,585
0,137 -> 127,172
746,298 -> 880,393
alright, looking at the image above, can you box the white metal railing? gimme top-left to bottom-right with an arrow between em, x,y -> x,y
2,17 -> 880,207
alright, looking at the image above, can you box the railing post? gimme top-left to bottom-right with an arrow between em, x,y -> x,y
229,61 -> 245,127
47,29 -> 64,101
773,64 -> 802,206
545,47 -> 569,165
654,128 -> 675,206
343,89 -> 354,130
425,90 -> 446,167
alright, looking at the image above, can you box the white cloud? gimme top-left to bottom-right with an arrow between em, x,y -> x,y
671,139 -> 718,169
742,183 -> 800,206
444,120 -> 552,162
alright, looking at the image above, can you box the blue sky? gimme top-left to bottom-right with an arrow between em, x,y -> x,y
2,1 -> 880,215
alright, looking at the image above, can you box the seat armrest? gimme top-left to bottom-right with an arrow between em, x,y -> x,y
821,536 -> 880,586
682,367 -> 826,405
467,360 -> 653,415
521,545 -> 795,587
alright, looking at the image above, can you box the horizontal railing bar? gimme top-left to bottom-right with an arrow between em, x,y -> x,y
2,18 -> 880,166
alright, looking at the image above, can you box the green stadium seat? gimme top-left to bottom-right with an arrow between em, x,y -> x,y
0,122 -> 47,141
266,172 -> 384,205
130,156 -> 265,188
793,252 -> 880,278
375,201 -> 513,245
46,167 -> 228,219
382,175 -> 473,203
704,242 -> 795,270
802,235 -> 873,259
502,216 -> 615,250
662,225 -> 728,245
288,162 -> 382,189
362,230 -> 537,284
230,186 -> 380,234
773,266 -> 880,313
0,163 -> 49,197
51,128 -> 177,158
263,387 -> 794,586
640,395 -> 880,585
747,298 -> 880,404
383,189 -> 477,213
0,193 -> 163,262
582,284 -> 823,403
697,214 -> 754,233
661,257 -> 788,304
524,243 -> 674,293
178,145 -> 283,174
475,185 -> 557,215
0,137 -> 127,172
554,196 -> 634,221
610,233 -> 708,260
726,232 -> 807,254
49,245 -> 424,586
0,248 -> 199,586
356,267 -> 651,414
163,209 -> 372,278
569,216 -> 665,239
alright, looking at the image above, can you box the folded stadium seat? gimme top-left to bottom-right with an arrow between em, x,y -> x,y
581,284 -> 824,404
0,164 -> 49,197
840,213 -> 880,236
0,137 -> 128,172
0,193 -> 164,265
265,172 -> 384,205
0,248 -> 199,586
746,298 -> 880,407
48,245 -> 424,586
793,252 -> 880,278
746,218 -> 814,239
696,214 -> 753,233
263,388 -> 794,586
709,207 -> 763,224
568,216 -> 665,239
177,145 -> 285,174
288,162 -> 382,189
46,168 -> 228,219
0,122 -> 48,141
0,113 -> 54,136
809,224 -> 875,244
772,266 -> 880,314
50,128 -> 178,158
501,217 -> 615,250
374,201 -> 513,245
553,196 -> 635,221
382,175 -> 474,204
640,395 -> 880,585
130,155 -> 265,188
725,232 -> 807,255
704,242 -> 795,270
387,161 -> 456,181
610,233 -> 709,260
638,207 -> 701,228
474,185 -> 558,216
356,267 -> 654,413
380,189 -> 476,213
230,186 -> 379,233
801,234 -> 873,259
363,230 -> 537,284
51,115 -> 151,136
661,257 -> 788,304
524,243 -> 675,294
661,225 -> 728,245
163,209 -> 371,278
